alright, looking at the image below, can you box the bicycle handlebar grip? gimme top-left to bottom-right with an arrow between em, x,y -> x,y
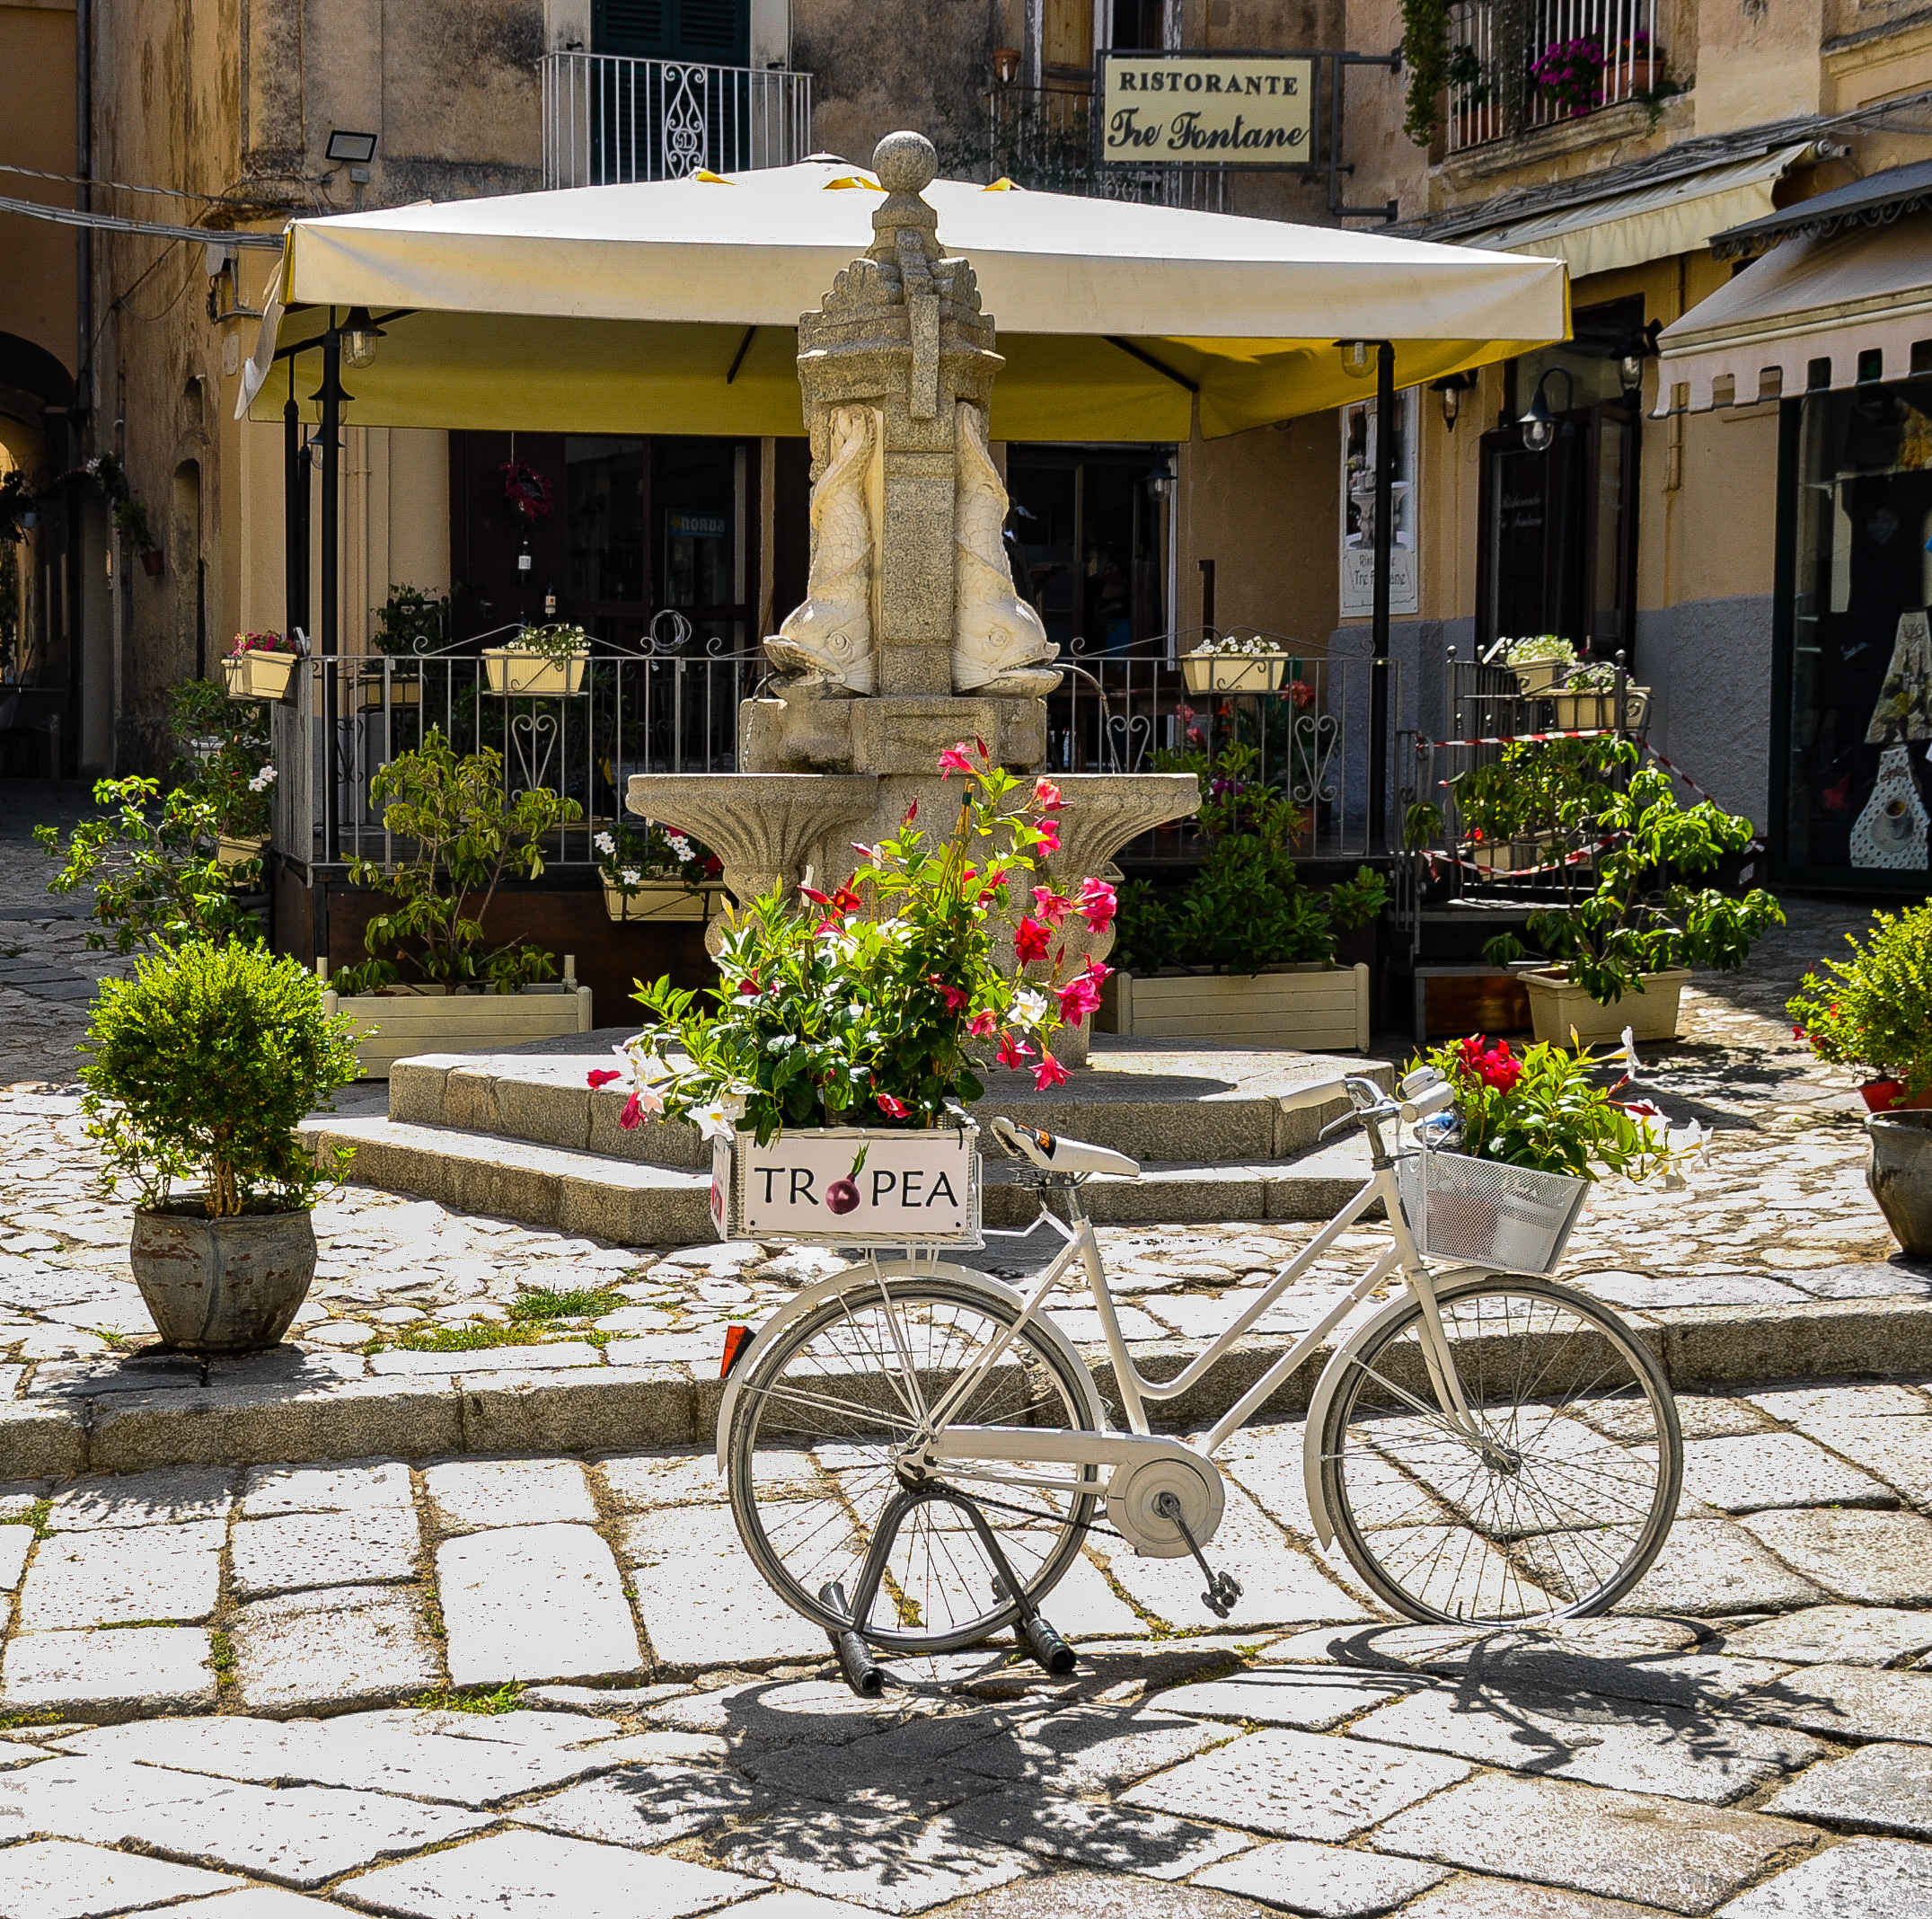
1399,1080 -> 1458,1124
1278,1076 -> 1353,1113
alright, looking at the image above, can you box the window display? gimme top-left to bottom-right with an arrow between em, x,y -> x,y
1779,381 -> 1932,886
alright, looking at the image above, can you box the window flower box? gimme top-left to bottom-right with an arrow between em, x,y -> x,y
1549,686 -> 1650,731
224,650 -> 298,703
216,832 -> 270,868
604,881 -> 723,924
481,644 -> 588,697
1098,962 -> 1371,1052
1181,650 -> 1288,694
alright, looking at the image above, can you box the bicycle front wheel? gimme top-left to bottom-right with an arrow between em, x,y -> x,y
1319,1276 -> 1681,1624
726,1268 -> 1103,1655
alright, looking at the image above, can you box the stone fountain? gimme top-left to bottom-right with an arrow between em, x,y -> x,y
626,132 -> 1198,1066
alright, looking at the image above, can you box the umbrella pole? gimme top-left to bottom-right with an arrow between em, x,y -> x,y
319,315 -> 342,866
1369,340 -> 1394,853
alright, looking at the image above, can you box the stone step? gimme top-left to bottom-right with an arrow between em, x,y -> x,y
302,1113 -> 1384,1242
383,1030 -> 1394,1172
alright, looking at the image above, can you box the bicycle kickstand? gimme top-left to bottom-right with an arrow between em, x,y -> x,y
1153,1490 -> 1244,1619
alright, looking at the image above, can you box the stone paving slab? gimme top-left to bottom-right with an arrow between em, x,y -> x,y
0,1836 -> 249,1915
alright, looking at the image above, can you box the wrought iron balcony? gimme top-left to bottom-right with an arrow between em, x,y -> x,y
1445,0 -> 1666,155
984,85 -> 1227,210
542,51 -> 814,189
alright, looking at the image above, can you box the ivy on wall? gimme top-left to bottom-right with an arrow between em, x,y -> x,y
1399,0 -> 1454,146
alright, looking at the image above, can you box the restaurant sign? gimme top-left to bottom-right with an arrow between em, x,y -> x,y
1098,52 -> 1316,169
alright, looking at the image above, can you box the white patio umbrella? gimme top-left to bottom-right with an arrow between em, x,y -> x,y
241,159 -> 1567,441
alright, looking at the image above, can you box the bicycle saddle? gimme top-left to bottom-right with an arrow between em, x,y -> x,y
991,1116 -> 1140,1178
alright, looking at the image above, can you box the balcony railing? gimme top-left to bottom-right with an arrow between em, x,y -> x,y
542,51 -> 814,189
1446,0 -> 1663,155
984,86 -> 1227,210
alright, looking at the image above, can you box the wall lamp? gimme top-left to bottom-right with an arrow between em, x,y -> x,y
325,130 -> 379,165
341,307 -> 385,370
1337,340 -> 1375,380
1430,370 -> 1480,429
1520,365 -> 1575,453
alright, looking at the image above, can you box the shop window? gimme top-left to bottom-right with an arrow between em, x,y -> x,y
1006,446 -> 1172,655
1777,379 -> 1932,889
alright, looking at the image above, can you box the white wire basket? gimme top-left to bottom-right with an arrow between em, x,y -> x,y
1395,1147 -> 1589,1276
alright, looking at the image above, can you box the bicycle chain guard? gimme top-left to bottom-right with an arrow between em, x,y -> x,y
1107,1452 -> 1225,1560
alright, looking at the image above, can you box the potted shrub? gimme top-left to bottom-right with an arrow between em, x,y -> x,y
1102,745 -> 1385,1049
1486,745 -> 1784,1043
82,940 -> 361,1351
602,743 -> 1107,1243
1453,731 -> 1626,879
1503,634 -> 1577,696
223,630 -> 301,703
1549,659 -> 1651,733
1408,1031 -> 1703,1271
1788,902 -> 1932,1113
1181,632 -> 1292,695
481,621 -> 590,697
164,678 -> 277,873
330,728 -> 591,1075
596,819 -> 726,924
357,582 -> 448,709
114,498 -> 163,578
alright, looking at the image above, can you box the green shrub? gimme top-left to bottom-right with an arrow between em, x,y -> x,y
81,940 -> 361,1216
1788,901 -> 1932,1097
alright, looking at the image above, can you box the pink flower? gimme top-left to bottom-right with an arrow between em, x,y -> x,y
1085,958 -> 1111,983
586,1069 -> 622,1089
968,1009 -> 999,1039
1076,877 -> 1116,933
851,842 -> 876,861
903,800 -> 918,825
996,1030 -> 1035,1069
1035,778 -> 1064,811
1058,974 -> 1103,1024
975,735 -> 989,758
736,978 -> 762,996
1031,887 -> 1075,927
1036,818 -> 1061,854
1014,917 -> 1051,965
876,1092 -> 911,1119
619,1092 -> 645,1130
938,744 -> 975,778
1033,1051 -> 1070,1091
1622,1098 -> 1664,1120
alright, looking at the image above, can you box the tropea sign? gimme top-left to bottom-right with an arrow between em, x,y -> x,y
1098,52 -> 1315,166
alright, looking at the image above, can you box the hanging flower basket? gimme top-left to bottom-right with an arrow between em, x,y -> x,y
604,881 -> 722,924
224,648 -> 298,703
1181,641 -> 1289,694
481,644 -> 587,696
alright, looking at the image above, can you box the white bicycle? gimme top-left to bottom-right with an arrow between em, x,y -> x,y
716,1069 -> 1682,1680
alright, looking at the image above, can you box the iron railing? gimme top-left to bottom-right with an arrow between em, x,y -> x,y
1445,0 -> 1663,154
272,627 -> 1395,871
542,51 -> 814,188
983,86 -> 1228,208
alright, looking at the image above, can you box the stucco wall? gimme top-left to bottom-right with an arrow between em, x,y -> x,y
0,2 -> 77,383
797,0 -> 996,166
1636,594 -> 1775,827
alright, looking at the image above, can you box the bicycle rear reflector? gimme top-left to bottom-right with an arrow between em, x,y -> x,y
720,1324 -> 754,1379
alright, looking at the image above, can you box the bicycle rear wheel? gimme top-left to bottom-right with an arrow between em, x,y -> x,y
725,1268 -> 1103,1654
1319,1276 -> 1681,1624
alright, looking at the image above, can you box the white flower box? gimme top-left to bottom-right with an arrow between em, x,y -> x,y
1098,961 -> 1371,1053
715,1122 -> 982,1246
481,647 -> 587,696
604,881 -> 721,924
223,651 -> 298,703
322,982 -> 594,1080
1181,651 -> 1287,694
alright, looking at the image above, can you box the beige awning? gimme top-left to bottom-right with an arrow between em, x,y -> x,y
1452,144 -> 1816,281
1654,208 -> 1932,413
240,158 -> 1567,442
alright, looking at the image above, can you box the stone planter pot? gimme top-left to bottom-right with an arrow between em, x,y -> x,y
128,1199 -> 317,1352
1512,659 -> 1568,696
1181,652 -> 1286,694
1522,966 -> 1690,1044
1098,962 -> 1371,1053
1549,687 -> 1650,731
1866,1111 -> 1932,1256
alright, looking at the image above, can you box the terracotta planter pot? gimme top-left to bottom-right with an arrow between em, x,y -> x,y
128,1199 -> 317,1352
139,549 -> 164,578
1866,1111 -> 1932,1256
1860,1079 -> 1932,1113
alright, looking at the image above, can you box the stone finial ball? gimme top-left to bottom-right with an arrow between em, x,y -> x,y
873,131 -> 938,195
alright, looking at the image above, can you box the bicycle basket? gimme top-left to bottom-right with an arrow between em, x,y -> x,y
1395,1148 -> 1589,1276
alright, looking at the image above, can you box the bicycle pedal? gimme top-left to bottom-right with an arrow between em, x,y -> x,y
1202,1572 -> 1243,1620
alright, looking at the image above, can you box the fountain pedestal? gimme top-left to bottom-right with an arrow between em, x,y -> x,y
628,131 -> 1196,1067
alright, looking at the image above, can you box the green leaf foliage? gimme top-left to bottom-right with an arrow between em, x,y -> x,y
81,940 -> 362,1215
1787,900 -> 1932,1095
345,727 -> 581,990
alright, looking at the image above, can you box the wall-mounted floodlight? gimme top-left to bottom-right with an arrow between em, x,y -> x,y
325,130 -> 378,165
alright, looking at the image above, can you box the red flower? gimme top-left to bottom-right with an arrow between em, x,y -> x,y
975,736 -> 990,757
1035,778 -> 1064,811
1058,974 -> 1103,1024
737,978 -> 762,996
876,1092 -> 911,1119
903,800 -> 918,825
1033,1051 -> 1071,1091
968,1009 -> 999,1039
586,1069 -> 622,1089
701,855 -> 723,880
996,1030 -> 1035,1069
1015,917 -> 1052,965
619,1092 -> 645,1130
1076,877 -> 1117,933
798,885 -> 832,906
831,886 -> 864,915
932,978 -> 970,1013
938,744 -> 975,778
1031,886 -> 1075,927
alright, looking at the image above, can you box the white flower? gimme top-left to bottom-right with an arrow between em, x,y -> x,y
594,832 -> 615,856
247,765 -> 278,791
668,834 -> 694,863
631,1083 -> 666,1118
1011,987 -> 1049,1028
619,868 -> 641,886
693,1099 -> 736,1143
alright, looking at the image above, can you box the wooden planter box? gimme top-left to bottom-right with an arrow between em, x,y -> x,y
1181,652 -> 1287,694
1549,686 -> 1650,731
481,648 -> 587,696
604,881 -> 722,924
1522,966 -> 1690,1045
323,982 -> 594,1079
716,1122 -> 982,1245
1098,962 -> 1371,1053
223,651 -> 298,703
